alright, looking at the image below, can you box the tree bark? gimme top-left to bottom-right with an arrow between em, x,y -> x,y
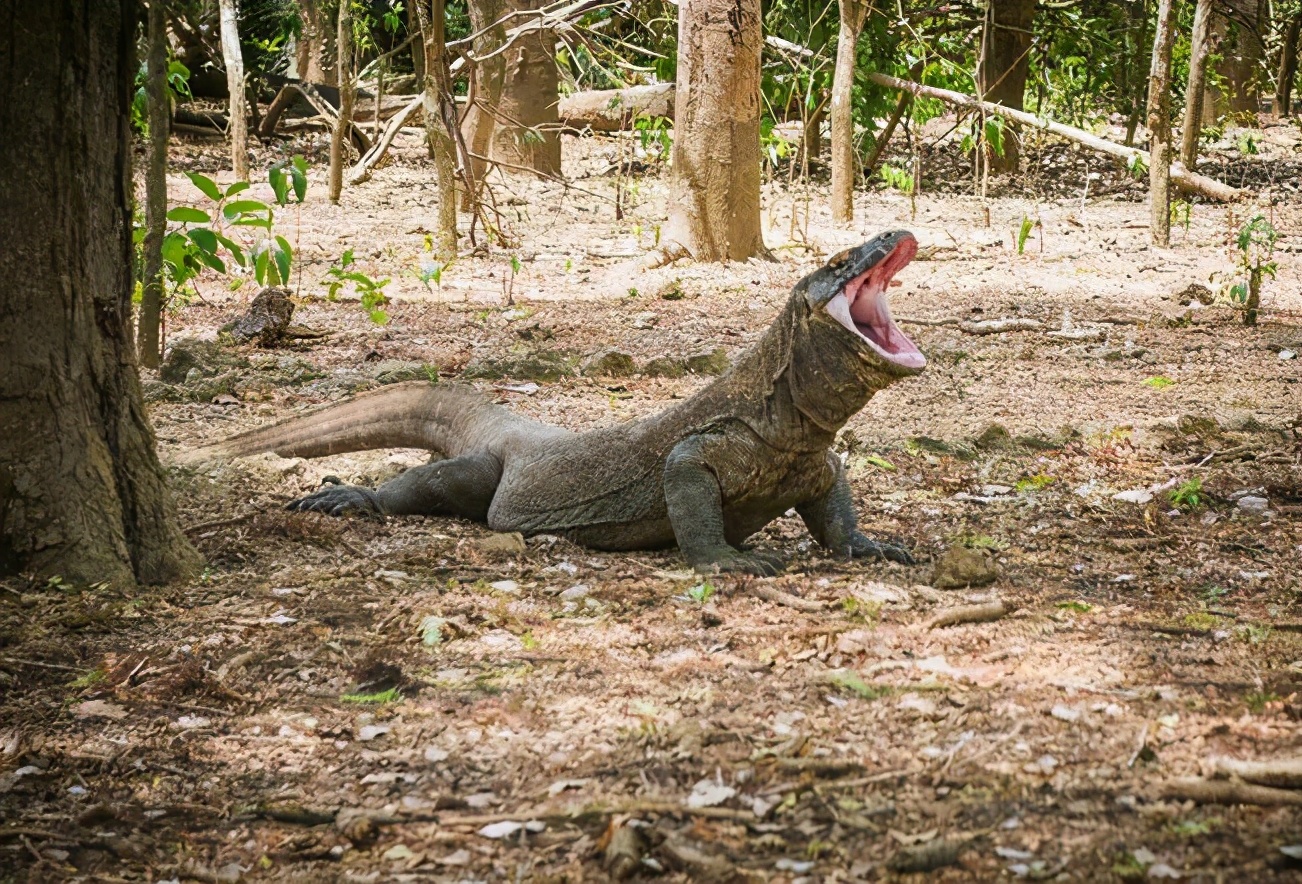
1276,11 -> 1302,116
490,0 -> 561,176
1180,0 -> 1214,168
976,0 -> 1036,173
665,0 -> 766,262
831,0 -> 869,225
329,0 -> 354,203
0,0 -> 200,586
1147,0 -> 1176,247
295,0 -> 336,85
557,84 -> 675,131
140,0 -> 170,369
462,0 -> 506,208
1123,0 -> 1151,146
415,0 -> 459,259
1209,0 -> 1268,119
218,0 -> 249,180
866,72 -> 1240,201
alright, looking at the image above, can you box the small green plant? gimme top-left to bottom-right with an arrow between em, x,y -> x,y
685,582 -> 716,603
340,688 -> 402,704
879,163 -> 914,194
862,454 -> 896,472
1143,376 -> 1175,389
828,669 -> 892,700
132,56 -> 191,135
1200,584 -> 1228,602
841,595 -> 881,623
1015,216 -> 1036,255
1228,215 -> 1278,326
1235,133 -> 1259,155
633,114 -> 673,161
1170,199 -> 1192,232
1056,600 -> 1093,614
1015,473 -> 1055,492
1244,690 -> 1280,713
1126,152 -> 1148,178
1170,477 -> 1203,510
69,668 -> 107,689
326,249 -> 392,324
960,117 -> 1005,160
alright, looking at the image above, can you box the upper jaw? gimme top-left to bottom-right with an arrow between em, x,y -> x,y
809,232 -> 926,373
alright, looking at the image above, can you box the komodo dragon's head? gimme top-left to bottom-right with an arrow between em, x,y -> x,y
793,230 -> 927,377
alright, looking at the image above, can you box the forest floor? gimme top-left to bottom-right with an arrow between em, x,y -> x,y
3,120 -> 1302,883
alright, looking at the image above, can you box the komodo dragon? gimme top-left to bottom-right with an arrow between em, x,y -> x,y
186,230 -> 928,575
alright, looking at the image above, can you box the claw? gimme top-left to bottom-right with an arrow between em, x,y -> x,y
285,486 -> 382,519
850,533 -> 914,565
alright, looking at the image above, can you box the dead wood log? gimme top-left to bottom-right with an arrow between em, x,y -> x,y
959,318 -> 1044,335
348,94 -> 424,185
558,83 -> 675,132
1213,756 -> 1302,789
927,600 -> 1009,629
866,72 -> 1241,202
1161,777 -> 1302,806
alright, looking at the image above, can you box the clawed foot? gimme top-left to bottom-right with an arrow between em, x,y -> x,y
847,532 -> 914,565
286,485 -> 385,518
691,547 -> 787,577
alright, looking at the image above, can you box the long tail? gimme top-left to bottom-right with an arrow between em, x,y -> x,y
176,382 -> 545,465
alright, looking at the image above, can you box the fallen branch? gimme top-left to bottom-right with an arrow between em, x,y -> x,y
348,93 -> 424,185
746,584 -> 828,613
867,72 -> 1241,202
959,318 -> 1044,335
1160,777 -> 1302,806
1213,756 -> 1302,789
927,600 -> 1009,629
558,84 -> 675,132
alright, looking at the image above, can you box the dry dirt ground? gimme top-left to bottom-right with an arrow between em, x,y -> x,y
3,121 -> 1302,883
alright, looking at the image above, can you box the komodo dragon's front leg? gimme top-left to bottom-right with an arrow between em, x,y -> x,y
663,435 -> 788,576
796,453 -> 914,564
287,451 -> 502,520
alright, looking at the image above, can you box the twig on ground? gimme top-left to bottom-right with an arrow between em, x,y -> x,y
1160,777 -> 1302,806
926,600 -> 1009,629
1127,723 -> 1150,768
1212,756 -> 1302,789
745,584 -> 828,613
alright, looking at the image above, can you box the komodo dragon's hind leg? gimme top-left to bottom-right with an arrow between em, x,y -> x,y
288,451 -> 503,521
796,453 -> 914,564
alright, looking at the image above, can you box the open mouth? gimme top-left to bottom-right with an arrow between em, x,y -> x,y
823,236 -> 926,371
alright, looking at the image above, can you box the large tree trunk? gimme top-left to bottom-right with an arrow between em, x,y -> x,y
831,0 -> 869,225
1147,0 -> 1176,247
415,0 -> 459,259
328,0 -> 354,203
1180,0 -> 1214,169
976,0 -> 1036,173
1206,0 -> 1269,120
665,0 -> 766,262
1277,11 -> 1302,116
0,0 -> 200,586
1123,0 -> 1151,146
295,0 -> 336,84
139,0 -> 170,369
491,0 -> 561,176
462,0 -> 506,208
218,0 -> 249,180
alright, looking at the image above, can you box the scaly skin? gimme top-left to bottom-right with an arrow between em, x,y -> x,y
186,232 -> 926,575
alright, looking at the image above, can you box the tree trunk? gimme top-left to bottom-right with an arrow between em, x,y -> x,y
1147,0 -> 1176,247
296,0 -> 336,84
1124,0 -> 1150,146
1276,11 -> 1302,116
140,0 -> 170,369
557,84 -> 676,131
0,0 -> 200,586
1180,0 -> 1214,168
462,0 -> 506,208
491,0 -> 561,176
329,0 -> 354,203
1207,0 -> 1268,120
831,0 -> 869,225
976,0 -> 1036,172
218,0 -> 249,180
665,0 -> 766,262
415,0 -> 459,259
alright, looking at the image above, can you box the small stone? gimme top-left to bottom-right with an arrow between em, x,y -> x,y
474,532 -> 527,557
489,579 -> 521,594
1113,489 -> 1154,504
559,584 -> 590,601
580,350 -> 637,377
931,546 -> 998,589
1280,349 -> 1297,361
1237,495 -> 1269,514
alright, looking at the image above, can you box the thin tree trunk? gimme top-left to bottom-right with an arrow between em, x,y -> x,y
1124,0 -> 1151,146
863,89 -> 911,179
976,0 -> 1036,173
415,0 -> 459,259
296,0 -> 336,84
329,0 -> 354,203
1277,12 -> 1302,116
1147,0 -> 1176,247
462,0 -> 506,210
1180,0 -> 1214,168
665,0 -> 766,261
218,0 -> 249,180
0,0 -> 200,586
831,0 -> 868,225
140,0 -> 170,369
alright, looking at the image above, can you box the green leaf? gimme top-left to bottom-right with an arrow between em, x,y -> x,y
185,171 -> 222,202
223,199 -> 270,219
196,251 -> 226,274
213,233 -> 246,267
230,217 -> 272,230
863,454 -> 896,471
225,181 -> 250,197
369,309 -> 390,325
161,232 -> 189,268
254,250 -> 270,285
187,227 -> 219,254
290,166 -> 307,202
340,248 -> 355,267
292,154 -> 308,174
268,163 -> 289,206
1143,376 -> 1175,389
167,206 -> 211,224
273,244 -> 291,286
